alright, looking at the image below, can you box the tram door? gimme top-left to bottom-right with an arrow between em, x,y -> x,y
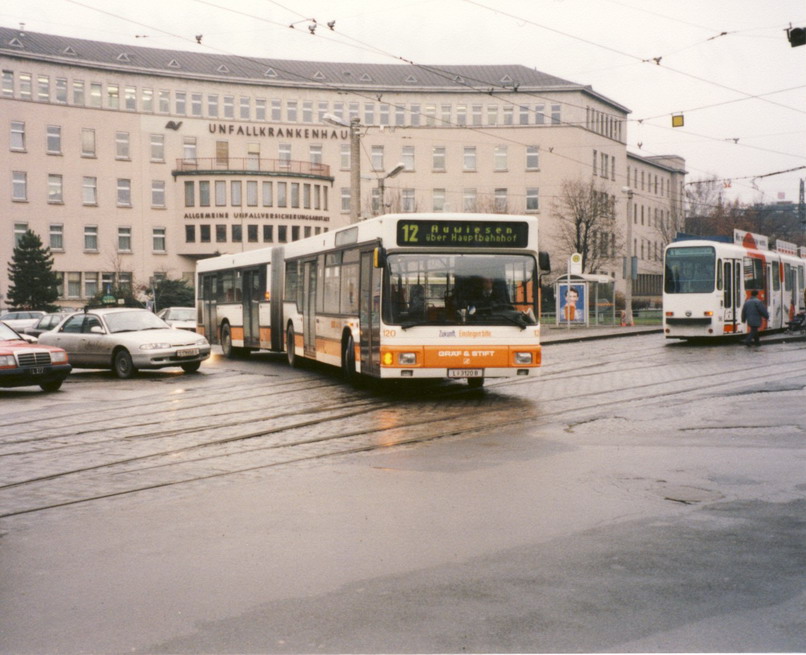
302,259 -> 317,357
723,259 -> 741,328
242,268 -> 261,348
359,250 -> 382,376
200,273 -> 217,343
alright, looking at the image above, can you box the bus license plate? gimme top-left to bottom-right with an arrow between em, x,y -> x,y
176,348 -> 199,358
448,369 -> 482,378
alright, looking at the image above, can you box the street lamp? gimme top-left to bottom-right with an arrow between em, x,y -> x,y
378,162 -> 406,212
323,113 -> 361,223
621,186 -> 635,326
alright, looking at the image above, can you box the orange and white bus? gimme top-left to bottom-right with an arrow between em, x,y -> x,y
196,213 -> 551,387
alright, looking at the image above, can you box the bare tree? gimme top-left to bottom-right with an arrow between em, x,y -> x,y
553,178 -> 620,273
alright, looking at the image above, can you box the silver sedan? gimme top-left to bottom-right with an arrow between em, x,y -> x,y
39,307 -> 210,379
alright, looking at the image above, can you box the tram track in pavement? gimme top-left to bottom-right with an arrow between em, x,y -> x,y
3,338 -> 806,520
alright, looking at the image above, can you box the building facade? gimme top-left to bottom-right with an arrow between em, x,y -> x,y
1,26 -> 685,309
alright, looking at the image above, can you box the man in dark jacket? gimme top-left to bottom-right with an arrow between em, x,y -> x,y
741,289 -> 769,345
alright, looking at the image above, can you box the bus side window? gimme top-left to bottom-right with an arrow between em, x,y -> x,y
723,262 -> 732,308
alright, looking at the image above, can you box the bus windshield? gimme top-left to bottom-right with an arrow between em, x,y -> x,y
664,246 -> 716,294
386,253 -> 538,328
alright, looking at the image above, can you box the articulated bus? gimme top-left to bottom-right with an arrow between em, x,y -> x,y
196,213 -> 551,387
663,229 -> 806,340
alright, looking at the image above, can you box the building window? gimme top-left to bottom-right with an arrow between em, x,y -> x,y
191,93 -> 202,116
84,272 -> 98,298
432,188 -> 446,212
216,225 -> 227,243
158,90 -> 170,113
277,182 -> 287,207
151,180 -> 166,207
115,131 -> 130,160
89,82 -> 102,108
184,181 -> 195,207
309,144 -> 323,165
49,224 -> 64,250
279,143 -> 291,166
495,188 -> 508,212
494,145 -> 508,171
199,181 -> 210,207
215,180 -> 227,206
526,188 -> 540,212
231,181 -> 242,206
37,74 -> 50,102
107,84 -> 119,109
535,105 -> 545,125
10,121 -> 25,151
153,227 -> 166,252
526,145 -> 539,170
278,225 -> 288,243
240,96 -> 251,120
84,226 -> 98,251
200,225 -> 211,243
402,146 -> 415,171
81,128 -> 95,157
232,225 -> 242,242
124,86 -> 136,111
432,146 -> 446,172
185,225 -> 196,243
150,134 -> 165,162
46,125 -> 62,154
73,80 -> 85,105
402,189 -> 416,212
175,91 -> 186,115
256,98 -> 267,121
463,189 -> 477,212
208,94 -> 219,117
118,227 -> 132,252
2,70 -> 13,97
248,225 -> 258,242
12,171 -> 27,201
247,181 -> 258,206
263,225 -> 274,242
271,99 -> 282,121
263,181 -> 273,206
82,176 -> 97,205
463,147 -> 477,172
340,144 -> 351,170
67,272 -> 81,299
14,222 -> 29,245
341,187 -> 351,213
142,88 -> 153,112
286,100 -> 297,122
117,179 -> 132,207
551,104 -> 562,124
48,174 -> 63,203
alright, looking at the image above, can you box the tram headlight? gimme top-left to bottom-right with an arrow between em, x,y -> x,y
399,352 -> 417,365
514,351 -> 533,365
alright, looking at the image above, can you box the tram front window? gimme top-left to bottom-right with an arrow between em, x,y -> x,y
386,253 -> 538,328
664,246 -> 716,294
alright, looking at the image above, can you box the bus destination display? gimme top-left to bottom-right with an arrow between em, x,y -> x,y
396,219 -> 529,248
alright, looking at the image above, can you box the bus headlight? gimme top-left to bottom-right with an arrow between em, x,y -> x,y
514,351 -> 533,365
398,352 -> 417,365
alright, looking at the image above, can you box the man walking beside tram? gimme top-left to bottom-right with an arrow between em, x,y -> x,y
741,289 -> 769,346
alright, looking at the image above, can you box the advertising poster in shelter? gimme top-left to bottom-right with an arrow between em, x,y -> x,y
558,282 -> 585,324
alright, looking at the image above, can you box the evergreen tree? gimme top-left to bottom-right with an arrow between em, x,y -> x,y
152,278 -> 195,312
6,230 -> 60,310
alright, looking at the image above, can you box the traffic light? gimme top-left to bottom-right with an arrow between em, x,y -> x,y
787,27 -> 805,47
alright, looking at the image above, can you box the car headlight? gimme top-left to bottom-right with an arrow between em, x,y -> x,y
195,338 -> 208,346
139,343 -> 172,351
51,351 -> 68,364
0,354 -> 16,368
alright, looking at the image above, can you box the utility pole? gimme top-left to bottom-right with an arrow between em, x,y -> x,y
621,187 -> 635,326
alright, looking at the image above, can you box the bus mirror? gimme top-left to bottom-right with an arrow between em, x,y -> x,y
373,246 -> 387,268
539,251 -> 551,273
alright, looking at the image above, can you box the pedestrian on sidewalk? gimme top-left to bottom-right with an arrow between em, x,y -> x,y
741,289 -> 769,346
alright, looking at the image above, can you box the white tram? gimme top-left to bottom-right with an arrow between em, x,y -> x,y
663,229 -> 806,340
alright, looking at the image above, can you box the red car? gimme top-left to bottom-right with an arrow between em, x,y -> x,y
0,321 -> 72,392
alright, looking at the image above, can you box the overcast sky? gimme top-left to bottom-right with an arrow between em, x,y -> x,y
3,0 -> 805,206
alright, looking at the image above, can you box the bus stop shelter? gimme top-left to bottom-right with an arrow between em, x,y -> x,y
554,273 -> 615,327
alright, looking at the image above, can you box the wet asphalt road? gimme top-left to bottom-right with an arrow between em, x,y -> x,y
1,334 -> 805,653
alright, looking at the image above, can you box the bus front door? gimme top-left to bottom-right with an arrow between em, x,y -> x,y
359,251 -> 381,376
242,268 -> 261,348
303,260 -> 317,358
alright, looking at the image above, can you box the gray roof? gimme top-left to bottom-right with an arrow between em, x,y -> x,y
0,25 -> 587,94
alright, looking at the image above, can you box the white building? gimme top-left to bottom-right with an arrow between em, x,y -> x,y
1,25 -> 685,308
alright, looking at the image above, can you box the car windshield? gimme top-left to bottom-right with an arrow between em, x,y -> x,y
385,253 -> 538,328
0,322 -> 22,340
171,308 -> 196,321
105,311 -> 170,333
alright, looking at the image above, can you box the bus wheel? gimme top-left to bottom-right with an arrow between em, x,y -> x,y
342,334 -> 356,381
221,323 -> 235,359
286,325 -> 300,368
467,377 -> 485,389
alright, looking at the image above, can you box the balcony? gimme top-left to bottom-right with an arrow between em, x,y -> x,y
173,158 -> 331,179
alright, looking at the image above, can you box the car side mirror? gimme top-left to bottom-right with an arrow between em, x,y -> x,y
90,326 -> 104,334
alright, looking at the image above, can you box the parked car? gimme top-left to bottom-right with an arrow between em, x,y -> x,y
0,310 -> 46,331
38,307 -> 211,379
156,306 -> 197,331
0,321 -> 72,392
23,312 -> 72,338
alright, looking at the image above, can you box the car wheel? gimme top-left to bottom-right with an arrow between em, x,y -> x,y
40,379 -> 63,392
181,361 -> 201,373
113,349 -> 136,379
342,334 -> 356,382
286,324 -> 300,368
221,323 -> 234,359
467,376 -> 485,389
